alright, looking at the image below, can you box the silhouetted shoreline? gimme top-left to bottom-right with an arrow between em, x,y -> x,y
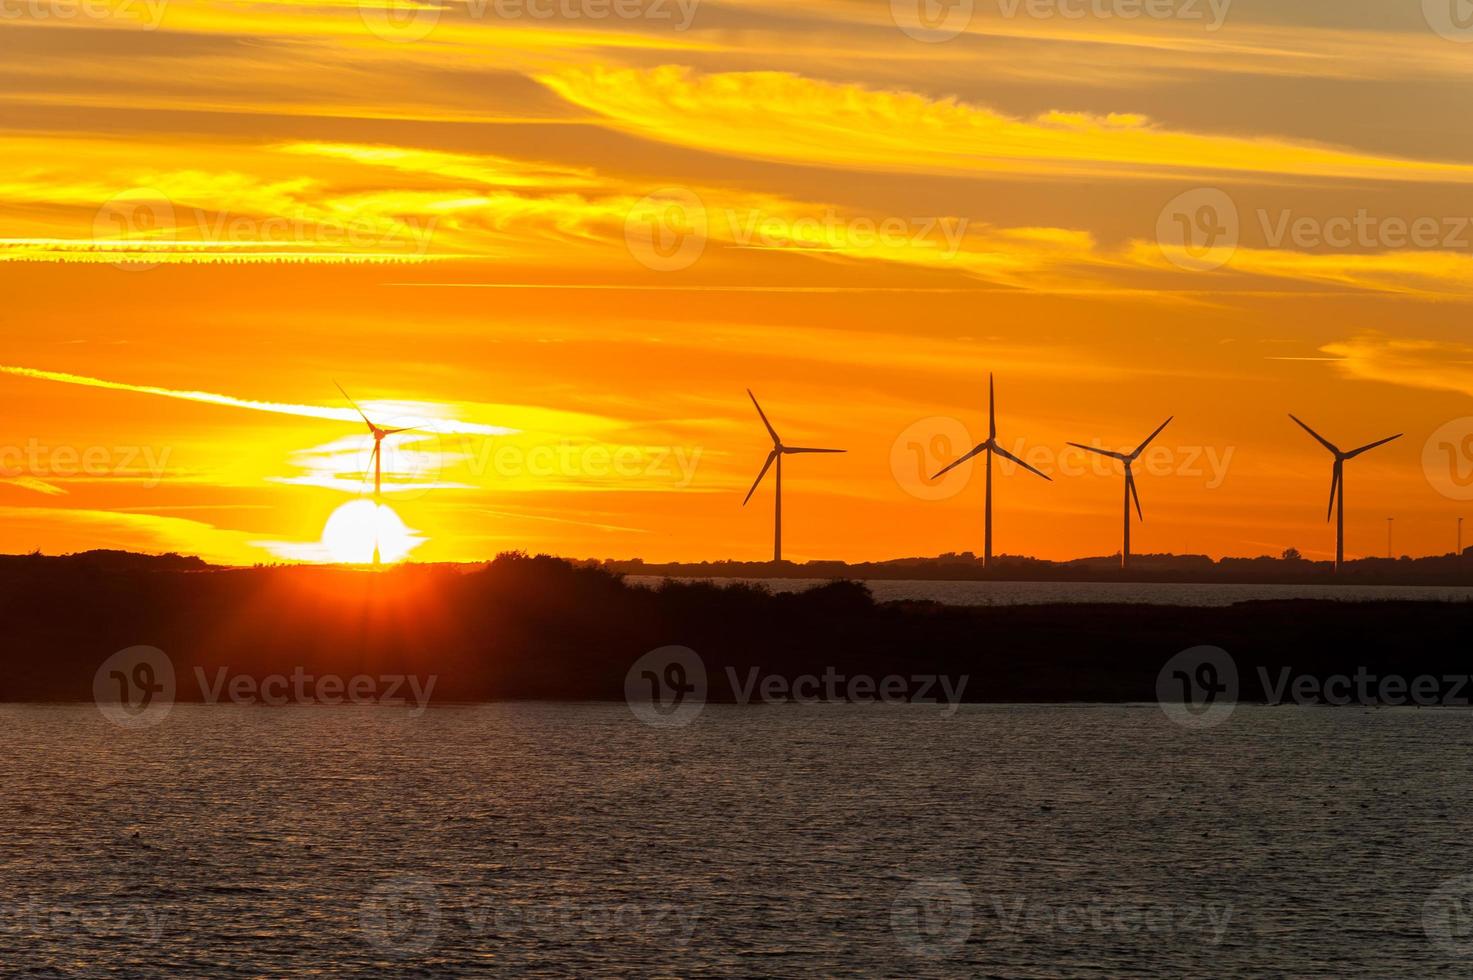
597,550 -> 1473,586
2,550 -> 1470,706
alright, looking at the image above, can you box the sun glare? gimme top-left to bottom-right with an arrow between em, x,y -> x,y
321,500 -> 420,564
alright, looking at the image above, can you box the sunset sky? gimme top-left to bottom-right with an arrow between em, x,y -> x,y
3,0 -> 1473,564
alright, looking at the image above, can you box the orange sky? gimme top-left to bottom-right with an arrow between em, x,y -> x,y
2,0 -> 1472,564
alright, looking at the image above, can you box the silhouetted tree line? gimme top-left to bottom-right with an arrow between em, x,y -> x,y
1,550 -> 1470,704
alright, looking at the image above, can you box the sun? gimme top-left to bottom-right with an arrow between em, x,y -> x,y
321,500 -> 421,564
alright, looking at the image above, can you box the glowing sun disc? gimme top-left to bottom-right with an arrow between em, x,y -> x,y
322,500 -> 420,564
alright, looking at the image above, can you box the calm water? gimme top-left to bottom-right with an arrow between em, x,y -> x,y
630,576 -> 1473,606
3,704 -> 1472,976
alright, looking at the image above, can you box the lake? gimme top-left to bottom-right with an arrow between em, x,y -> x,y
629,576 -> 1473,606
3,703 -> 1471,977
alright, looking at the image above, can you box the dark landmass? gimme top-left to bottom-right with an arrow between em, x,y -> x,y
2,551 -> 1469,705
598,549 -> 1473,585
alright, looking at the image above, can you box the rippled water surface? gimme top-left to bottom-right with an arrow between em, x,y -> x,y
3,704 -> 1472,977
630,575 -> 1473,606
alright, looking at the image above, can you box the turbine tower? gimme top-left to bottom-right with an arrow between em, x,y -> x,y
337,382 -> 418,565
931,374 -> 1052,568
1068,417 -> 1173,571
1289,414 -> 1401,573
742,390 -> 844,562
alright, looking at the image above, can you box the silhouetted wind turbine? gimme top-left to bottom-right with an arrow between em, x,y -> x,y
1068,417 -> 1173,571
1289,414 -> 1401,573
742,390 -> 844,562
932,374 -> 1051,568
337,382 -> 419,565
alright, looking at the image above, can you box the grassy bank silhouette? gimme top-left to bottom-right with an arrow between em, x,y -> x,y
2,551 -> 1470,704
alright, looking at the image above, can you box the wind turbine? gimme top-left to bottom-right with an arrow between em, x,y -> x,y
1289,414 -> 1401,573
336,382 -> 419,565
1067,417 -> 1173,571
742,390 -> 844,562
931,374 -> 1052,568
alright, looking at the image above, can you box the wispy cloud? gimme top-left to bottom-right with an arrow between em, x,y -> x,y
0,365 -> 515,435
539,66 -> 1473,183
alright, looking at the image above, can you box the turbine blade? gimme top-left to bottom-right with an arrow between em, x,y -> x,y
335,381 -> 374,429
742,450 -> 778,506
1327,459 -> 1341,523
931,442 -> 988,481
1066,441 -> 1130,462
1127,467 -> 1143,521
747,389 -> 780,445
379,425 -> 422,437
991,442 -> 1052,481
1289,414 -> 1340,456
1131,416 -> 1174,459
988,373 -> 997,441
1345,433 -> 1403,459
783,447 -> 845,454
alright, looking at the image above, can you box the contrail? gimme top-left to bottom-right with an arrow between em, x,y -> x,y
0,365 -> 513,436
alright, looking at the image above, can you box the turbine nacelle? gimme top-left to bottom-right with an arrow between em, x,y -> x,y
742,390 -> 844,561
